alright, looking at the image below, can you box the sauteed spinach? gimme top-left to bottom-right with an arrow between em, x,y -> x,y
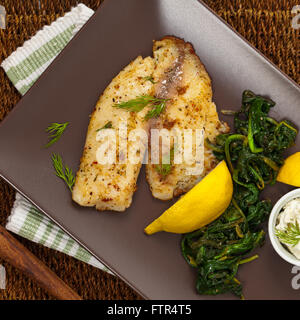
181,90 -> 297,298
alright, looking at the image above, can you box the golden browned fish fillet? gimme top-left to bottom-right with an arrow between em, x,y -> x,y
72,56 -> 155,211
73,36 -> 228,211
146,37 -> 229,200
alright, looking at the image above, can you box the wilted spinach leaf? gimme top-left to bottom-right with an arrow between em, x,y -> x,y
182,90 -> 297,298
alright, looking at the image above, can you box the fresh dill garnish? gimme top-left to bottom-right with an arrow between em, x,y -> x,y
143,76 -> 156,84
51,153 -> 75,192
144,101 -> 167,120
113,95 -> 155,112
155,162 -> 172,177
96,121 -> 113,131
45,122 -> 69,148
113,95 -> 168,120
155,147 -> 174,177
275,221 -> 300,247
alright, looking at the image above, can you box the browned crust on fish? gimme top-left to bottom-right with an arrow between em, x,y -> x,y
146,36 -> 229,200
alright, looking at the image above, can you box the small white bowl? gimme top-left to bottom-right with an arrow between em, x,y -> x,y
268,188 -> 300,266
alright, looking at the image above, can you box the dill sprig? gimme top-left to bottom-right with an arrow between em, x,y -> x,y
145,101 -> 167,120
96,121 -> 113,131
155,162 -> 172,177
275,221 -> 300,247
45,122 -> 69,148
51,153 -> 75,192
113,95 -> 168,120
155,147 -> 174,177
143,76 -> 156,84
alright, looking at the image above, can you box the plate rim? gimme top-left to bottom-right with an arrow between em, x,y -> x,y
0,0 -> 299,300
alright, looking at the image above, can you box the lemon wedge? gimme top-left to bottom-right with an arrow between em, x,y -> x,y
277,152 -> 300,187
144,160 -> 233,235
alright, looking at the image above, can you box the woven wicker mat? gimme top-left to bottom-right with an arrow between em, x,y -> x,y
0,0 -> 299,300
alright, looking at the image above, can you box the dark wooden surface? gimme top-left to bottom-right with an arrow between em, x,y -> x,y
0,224 -> 82,299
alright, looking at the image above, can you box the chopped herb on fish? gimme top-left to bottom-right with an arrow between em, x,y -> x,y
113,95 -> 168,120
144,100 -> 167,120
155,147 -> 174,177
143,76 -> 156,84
96,121 -> 113,131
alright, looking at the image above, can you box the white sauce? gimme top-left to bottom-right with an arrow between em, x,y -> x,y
276,198 -> 300,259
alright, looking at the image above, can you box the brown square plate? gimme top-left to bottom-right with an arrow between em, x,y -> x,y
0,0 -> 300,299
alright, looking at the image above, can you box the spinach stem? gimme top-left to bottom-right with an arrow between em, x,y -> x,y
275,121 -> 298,134
266,117 -> 278,126
232,198 -> 248,228
235,225 -> 244,238
205,138 -> 224,153
260,156 -> 279,171
225,134 -> 248,173
221,109 -> 236,115
248,113 -> 263,153
239,254 -> 259,265
248,164 -> 265,190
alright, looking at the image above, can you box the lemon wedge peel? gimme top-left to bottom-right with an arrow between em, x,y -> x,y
277,152 -> 300,187
144,160 -> 233,235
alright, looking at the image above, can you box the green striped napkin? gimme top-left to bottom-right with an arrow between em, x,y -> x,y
1,3 -> 111,273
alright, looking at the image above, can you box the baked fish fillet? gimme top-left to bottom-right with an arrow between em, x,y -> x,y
146,37 -> 229,200
72,56 -> 155,211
